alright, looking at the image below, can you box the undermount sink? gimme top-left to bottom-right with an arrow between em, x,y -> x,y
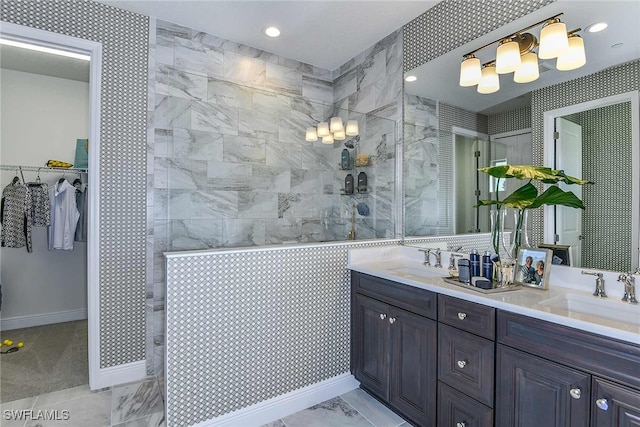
538,293 -> 640,326
386,265 -> 450,279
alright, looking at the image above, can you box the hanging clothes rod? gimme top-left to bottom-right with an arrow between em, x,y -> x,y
0,165 -> 88,174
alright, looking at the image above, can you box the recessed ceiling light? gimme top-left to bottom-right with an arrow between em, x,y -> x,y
0,38 -> 90,61
264,26 -> 281,38
587,22 -> 608,33
405,75 -> 417,82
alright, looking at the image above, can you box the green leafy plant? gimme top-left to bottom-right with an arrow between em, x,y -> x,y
477,165 -> 593,258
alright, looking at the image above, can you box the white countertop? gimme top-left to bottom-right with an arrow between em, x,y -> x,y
348,246 -> 640,345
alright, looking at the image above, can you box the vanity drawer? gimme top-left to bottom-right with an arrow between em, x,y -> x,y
438,381 -> 493,427
438,294 -> 495,339
438,323 -> 495,407
351,272 -> 437,320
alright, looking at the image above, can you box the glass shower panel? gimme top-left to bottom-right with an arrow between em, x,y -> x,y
158,88 -> 396,251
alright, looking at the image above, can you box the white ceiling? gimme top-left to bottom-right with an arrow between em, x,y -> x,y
0,45 -> 90,82
96,0 -> 438,71
404,0 -> 640,115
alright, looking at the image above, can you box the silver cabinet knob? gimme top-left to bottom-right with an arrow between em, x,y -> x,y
456,423 -> 466,427
379,313 -> 387,320
389,317 -> 396,324
570,388 -> 581,399
596,398 -> 609,410
457,360 -> 467,369
457,312 -> 467,320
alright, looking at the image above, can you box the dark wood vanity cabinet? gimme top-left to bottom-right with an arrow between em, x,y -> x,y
351,272 -> 437,426
496,310 -> 640,427
351,272 -> 640,427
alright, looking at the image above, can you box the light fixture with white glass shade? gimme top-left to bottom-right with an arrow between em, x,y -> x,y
305,127 -> 318,142
317,122 -> 330,138
322,134 -> 334,144
495,38 -> 521,74
556,33 -> 586,71
458,13 -> 586,94
459,54 -> 482,86
477,63 -> 499,94
513,51 -> 540,83
345,120 -> 359,136
330,117 -> 344,133
538,18 -> 569,59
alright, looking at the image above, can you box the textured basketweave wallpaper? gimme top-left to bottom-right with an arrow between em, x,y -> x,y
1,0 -> 149,368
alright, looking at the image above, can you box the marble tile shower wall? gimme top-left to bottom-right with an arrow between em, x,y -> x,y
147,20 -> 403,375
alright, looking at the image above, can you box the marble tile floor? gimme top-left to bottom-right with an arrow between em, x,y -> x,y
262,388 -> 411,427
0,377 -> 164,427
0,382 -> 408,427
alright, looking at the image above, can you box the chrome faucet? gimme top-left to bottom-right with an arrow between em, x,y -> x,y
429,248 -> 442,268
582,270 -> 606,298
449,253 -> 463,273
618,273 -> 638,304
418,248 -> 432,267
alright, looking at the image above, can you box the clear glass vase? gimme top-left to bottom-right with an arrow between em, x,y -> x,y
501,208 -> 530,261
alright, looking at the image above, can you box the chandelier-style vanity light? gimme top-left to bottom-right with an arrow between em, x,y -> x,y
306,118 -> 359,144
458,13 -> 586,94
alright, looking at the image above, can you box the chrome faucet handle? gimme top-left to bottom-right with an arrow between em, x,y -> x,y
449,253 -> 463,271
582,270 -> 606,298
430,248 -> 442,268
618,273 -> 638,304
418,248 -> 431,267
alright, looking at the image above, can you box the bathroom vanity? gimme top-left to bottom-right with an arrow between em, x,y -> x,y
349,247 -> 640,427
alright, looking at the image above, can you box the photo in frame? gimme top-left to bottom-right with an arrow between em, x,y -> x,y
537,243 -> 572,266
514,248 -> 552,289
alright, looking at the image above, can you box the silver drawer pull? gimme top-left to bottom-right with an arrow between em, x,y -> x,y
379,313 -> 387,320
570,388 -> 581,399
596,398 -> 609,411
456,423 -> 466,427
389,317 -> 396,324
457,360 -> 467,369
457,312 -> 467,320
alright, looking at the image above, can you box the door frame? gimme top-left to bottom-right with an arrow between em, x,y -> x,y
0,22 -> 104,388
543,90 -> 640,270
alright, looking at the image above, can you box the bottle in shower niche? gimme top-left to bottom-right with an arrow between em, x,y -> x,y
345,174 -> 354,194
341,149 -> 350,169
482,250 -> 493,281
470,249 -> 480,277
357,171 -> 367,193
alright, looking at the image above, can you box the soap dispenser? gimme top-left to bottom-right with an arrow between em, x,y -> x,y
357,171 -> 367,193
341,149 -> 350,170
345,174 -> 354,194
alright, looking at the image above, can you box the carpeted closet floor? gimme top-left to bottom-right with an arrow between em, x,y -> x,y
0,319 -> 88,403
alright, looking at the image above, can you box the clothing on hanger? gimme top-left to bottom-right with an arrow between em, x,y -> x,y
48,179 -> 79,251
74,179 -> 87,242
1,178 -> 33,252
27,181 -> 50,227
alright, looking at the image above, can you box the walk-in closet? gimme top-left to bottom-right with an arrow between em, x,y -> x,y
0,41 -> 90,402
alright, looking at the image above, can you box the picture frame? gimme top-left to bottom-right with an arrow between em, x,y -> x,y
537,243 -> 572,266
514,247 -> 553,289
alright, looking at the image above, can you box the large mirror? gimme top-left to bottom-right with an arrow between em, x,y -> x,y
403,0 -> 640,272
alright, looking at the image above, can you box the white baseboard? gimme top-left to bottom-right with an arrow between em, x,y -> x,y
191,373 -> 360,427
90,360 -> 147,390
1,308 -> 87,330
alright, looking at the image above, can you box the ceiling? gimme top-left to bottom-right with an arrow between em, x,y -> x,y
0,44 -> 90,82
96,0 -> 438,71
404,0 -> 640,115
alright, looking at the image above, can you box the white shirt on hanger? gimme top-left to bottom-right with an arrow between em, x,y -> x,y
48,179 -> 80,250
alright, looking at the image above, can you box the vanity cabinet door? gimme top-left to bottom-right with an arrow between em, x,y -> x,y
591,377 -> 640,427
388,306 -> 437,427
352,294 -> 390,400
496,345 -> 590,427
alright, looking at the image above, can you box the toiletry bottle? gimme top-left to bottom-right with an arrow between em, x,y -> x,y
482,250 -> 493,281
341,149 -> 350,169
345,174 -> 354,194
470,249 -> 480,277
357,171 -> 367,193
